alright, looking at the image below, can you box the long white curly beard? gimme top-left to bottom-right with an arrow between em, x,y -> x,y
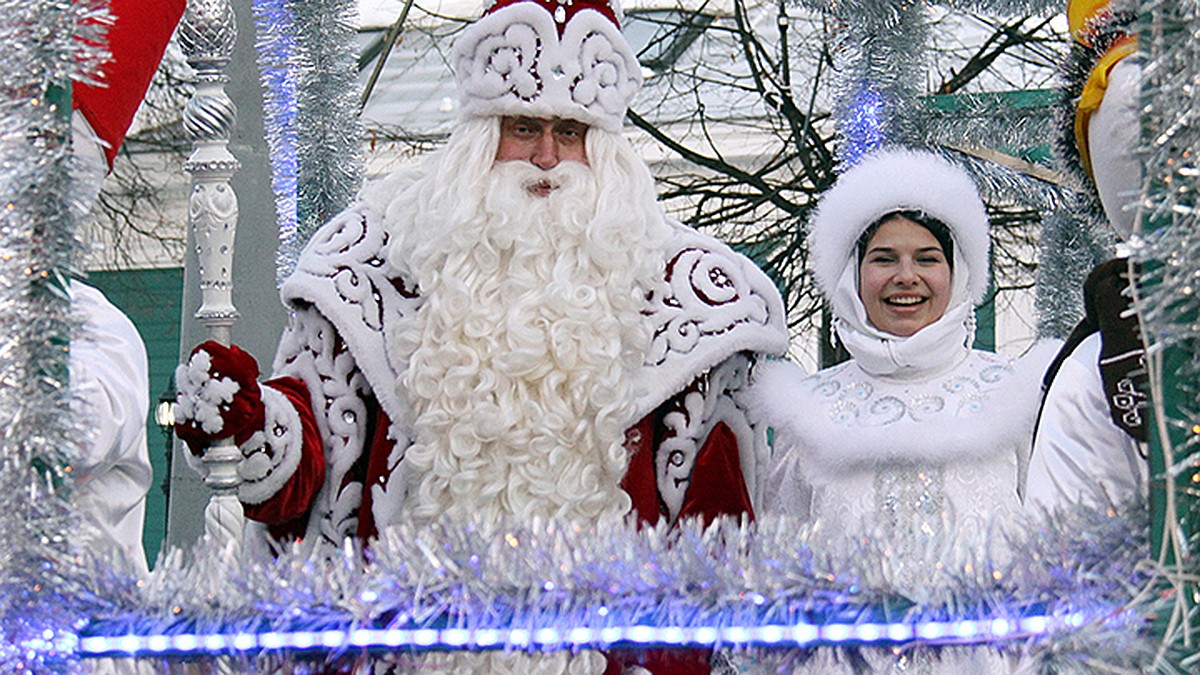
392,158 -> 657,528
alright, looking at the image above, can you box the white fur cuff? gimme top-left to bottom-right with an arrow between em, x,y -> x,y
237,384 -> 305,505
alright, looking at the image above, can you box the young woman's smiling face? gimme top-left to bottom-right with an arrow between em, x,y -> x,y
858,216 -> 953,337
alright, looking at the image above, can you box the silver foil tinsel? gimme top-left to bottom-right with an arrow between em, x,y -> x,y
918,92 -> 1061,163
1133,1 -> 1200,352
253,0 -> 364,287
1034,198 -> 1116,339
1130,2 -> 1200,665
0,0 -> 113,671
934,0 -> 1061,14
69,509 -> 1165,670
807,0 -> 931,166
794,0 -> 1060,17
793,0 -> 1063,168
952,150 -> 1063,212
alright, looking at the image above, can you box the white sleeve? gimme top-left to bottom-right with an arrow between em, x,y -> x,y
69,281 -> 152,576
743,360 -> 814,521
1025,333 -> 1146,513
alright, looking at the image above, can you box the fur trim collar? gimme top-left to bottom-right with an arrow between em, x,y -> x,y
749,342 -> 1057,483
283,198 -> 788,433
630,221 -> 789,421
809,149 -> 991,307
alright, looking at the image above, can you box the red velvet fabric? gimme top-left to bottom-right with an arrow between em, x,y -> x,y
606,648 -> 714,675
678,421 -> 755,524
73,0 -> 186,168
607,420 -> 754,674
487,0 -> 620,35
621,413 -> 662,526
357,408 -> 395,542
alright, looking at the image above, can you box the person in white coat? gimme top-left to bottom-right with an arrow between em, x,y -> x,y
65,0 -> 186,577
1024,0 -> 1147,513
69,280 -> 153,577
745,148 -> 1052,673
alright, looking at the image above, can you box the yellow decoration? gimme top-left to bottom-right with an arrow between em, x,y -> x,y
1074,35 -> 1139,182
1068,0 -> 1113,45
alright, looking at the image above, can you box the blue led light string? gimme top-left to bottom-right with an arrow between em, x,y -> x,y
57,507 -> 1157,666
76,610 -> 1096,658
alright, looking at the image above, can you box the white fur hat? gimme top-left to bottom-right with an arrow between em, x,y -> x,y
808,148 -> 991,306
452,0 -> 642,132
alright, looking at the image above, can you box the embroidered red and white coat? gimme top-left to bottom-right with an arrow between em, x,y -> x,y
211,196 -> 788,551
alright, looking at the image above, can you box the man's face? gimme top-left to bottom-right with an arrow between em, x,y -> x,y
496,116 -> 589,196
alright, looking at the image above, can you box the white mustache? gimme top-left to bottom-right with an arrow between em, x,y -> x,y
493,160 -> 590,194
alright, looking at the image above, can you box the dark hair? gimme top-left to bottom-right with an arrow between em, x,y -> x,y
855,210 -> 955,269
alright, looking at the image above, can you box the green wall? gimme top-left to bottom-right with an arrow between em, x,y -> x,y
84,267 -> 183,565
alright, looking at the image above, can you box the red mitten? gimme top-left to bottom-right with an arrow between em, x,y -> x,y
174,341 -> 266,455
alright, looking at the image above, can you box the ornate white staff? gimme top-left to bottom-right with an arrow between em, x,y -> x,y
180,0 -> 245,555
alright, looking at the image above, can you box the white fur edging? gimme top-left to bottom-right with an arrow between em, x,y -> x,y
809,149 -> 991,306
452,4 -> 641,132
632,225 -> 789,422
237,385 -> 304,505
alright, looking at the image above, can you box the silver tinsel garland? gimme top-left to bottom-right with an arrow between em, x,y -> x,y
1130,3 -> 1200,666
795,0 -> 1061,167
1133,1 -> 1200,353
0,0 -> 112,671
952,150 -> 1062,211
67,509 -> 1163,670
800,0 -> 930,166
253,0 -> 363,287
1035,198 -> 1116,339
795,0 -> 1060,18
918,91 -> 1060,157
935,0 -> 1060,13
251,0 -> 301,286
